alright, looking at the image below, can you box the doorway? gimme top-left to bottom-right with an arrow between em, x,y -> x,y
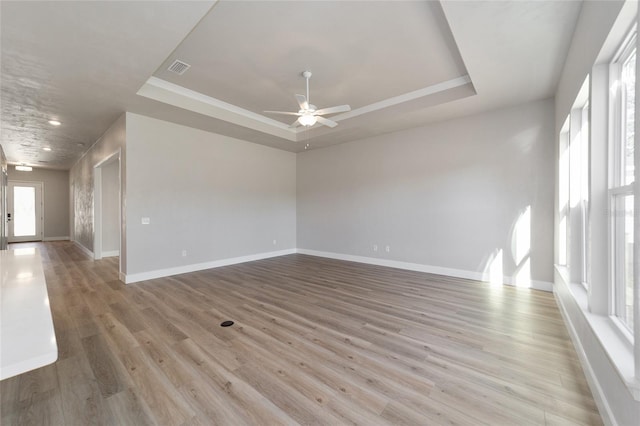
7,181 -> 43,243
93,152 -> 121,263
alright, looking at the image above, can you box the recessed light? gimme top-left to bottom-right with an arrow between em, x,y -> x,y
48,120 -> 61,126
43,147 -> 52,151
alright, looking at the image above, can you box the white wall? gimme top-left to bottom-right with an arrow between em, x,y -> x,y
124,113 -> 296,279
555,0 -> 625,132
297,98 -> 554,288
8,167 -> 70,240
101,159 -> 119,254
69,114 -> 126,269
553,1 -> 640,425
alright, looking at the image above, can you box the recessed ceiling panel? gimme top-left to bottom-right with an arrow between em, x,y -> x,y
153,1 -> 469,122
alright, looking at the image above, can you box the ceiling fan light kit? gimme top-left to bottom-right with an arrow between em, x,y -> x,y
264,71 -> 351,129
298,113 -> 317,127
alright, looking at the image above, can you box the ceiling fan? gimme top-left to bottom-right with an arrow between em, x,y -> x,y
264,71 -> 351,128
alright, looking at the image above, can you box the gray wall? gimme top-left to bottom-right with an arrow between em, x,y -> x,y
8,166 -> 70,240
70,114 -> 126,269
0,145 -> 7,249
125,113 -> 296,275
101,159 -> 120,254
297,98 -> 554,285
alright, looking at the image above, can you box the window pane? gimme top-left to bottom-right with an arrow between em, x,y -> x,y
581,102 -> 590,285
622,49 -> 635,185
558,127 -> 570,267
615,194 -> 634,332
581,102 -> 590,202
559,216 -> 567,265
13,186 -> 36,237
623,195 -> 634,331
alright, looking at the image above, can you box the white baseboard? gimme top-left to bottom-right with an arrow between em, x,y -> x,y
73,240 -> 94,259
296,248 -> 553,292
101,250 -> 119,258
501,276 -> 553,292
124,248 -> 297,284
120,246 -> 552,292
43,236 -> 70,241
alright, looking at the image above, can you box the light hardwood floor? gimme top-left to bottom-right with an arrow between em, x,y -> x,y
1,242 -> 601,425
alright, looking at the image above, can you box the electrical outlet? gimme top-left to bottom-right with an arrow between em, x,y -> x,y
385,245 -> 391,253
373,244 -> 378,252
181,250 -> 187,257
273,239 -> 277,245
141,217 -> 150,225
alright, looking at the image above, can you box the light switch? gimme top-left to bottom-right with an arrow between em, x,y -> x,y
141,217 -> 150,225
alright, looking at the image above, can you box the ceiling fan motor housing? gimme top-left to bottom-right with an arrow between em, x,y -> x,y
263,70 -> 350,129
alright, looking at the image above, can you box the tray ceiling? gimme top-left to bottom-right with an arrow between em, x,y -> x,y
0,1 -> 582,169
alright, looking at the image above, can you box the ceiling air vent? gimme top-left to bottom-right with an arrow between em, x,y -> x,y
167,60 -> 191,75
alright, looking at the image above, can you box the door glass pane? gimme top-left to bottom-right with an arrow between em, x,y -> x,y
13,186 -> 36,237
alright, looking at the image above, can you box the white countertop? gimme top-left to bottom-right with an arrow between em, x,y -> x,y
0,247 -> 58,380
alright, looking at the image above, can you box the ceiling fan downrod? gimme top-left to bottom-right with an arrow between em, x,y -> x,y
303,70 -> 312,108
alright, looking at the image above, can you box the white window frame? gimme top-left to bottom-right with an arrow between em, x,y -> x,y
609,26 -> 637,339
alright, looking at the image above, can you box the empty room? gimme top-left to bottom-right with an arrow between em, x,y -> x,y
1,1 -> 639,425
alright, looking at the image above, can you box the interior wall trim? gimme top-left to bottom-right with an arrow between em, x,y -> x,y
123,248 -> 297,284
99,244 -> 552,292
72,240 -> 94,259
43,236 -> 70,241
296,248 -> 553,292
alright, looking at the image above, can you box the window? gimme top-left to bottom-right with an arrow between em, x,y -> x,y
620,39 -> 636,187
613,194 -> 634,329
580,101 -> 590,286
558,120 -> 570,266
564,77 -> 590,286
610,28 -> 636,335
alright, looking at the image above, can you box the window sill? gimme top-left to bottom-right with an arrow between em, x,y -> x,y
554,265 -> 640,401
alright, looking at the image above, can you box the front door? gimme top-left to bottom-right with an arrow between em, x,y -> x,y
7,181 -> 43,243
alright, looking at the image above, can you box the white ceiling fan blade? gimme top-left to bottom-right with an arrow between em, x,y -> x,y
295,94 -> 309,110
314,105 -> 351,115
316,116 -> 338,128
289,118 -> 302,128
264,110 -> 301,116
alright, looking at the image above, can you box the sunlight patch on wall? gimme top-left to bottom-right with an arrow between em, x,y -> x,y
514,258 -> 532,288
484,249 -> 504,286
512,206 -> 531,265
511,205 -> 532,288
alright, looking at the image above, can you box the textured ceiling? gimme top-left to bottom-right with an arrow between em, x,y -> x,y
0,0 -> 214,169
0,1 -> 582,170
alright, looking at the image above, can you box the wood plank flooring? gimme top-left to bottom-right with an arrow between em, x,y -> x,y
1,241 -> 601,425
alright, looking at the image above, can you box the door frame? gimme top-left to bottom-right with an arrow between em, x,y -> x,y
93,151 -> 121,267
7,180 -> 44,243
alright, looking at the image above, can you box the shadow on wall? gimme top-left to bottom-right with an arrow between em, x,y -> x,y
482,205 -> 532,288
